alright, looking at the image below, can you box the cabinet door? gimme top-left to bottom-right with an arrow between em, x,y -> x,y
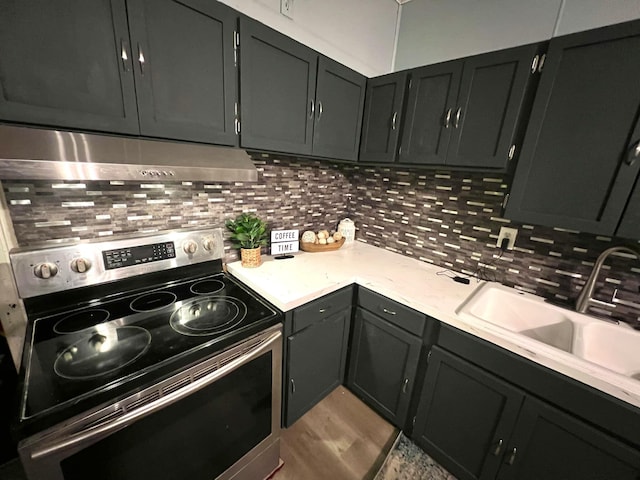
0,0 -> 139,134
413,346 -> 524,480
398,61 -> 462,165
505,21 -> 640,235
447,44 -> 540,169
359,72 -> 408,163
347,308 -> 421,428
617,179 -> 640,239
127,0 -> 237,145
497,396 -> 640,480
312,57 -> 365,161
239,17 -> 316,155
286,309 -> 350,426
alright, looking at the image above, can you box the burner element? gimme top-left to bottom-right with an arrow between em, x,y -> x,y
130,291 -> 177,312
190,279 -> 225,295
170,296 -> 246,336
54,326 -> 151,380
53,309 -> 110,334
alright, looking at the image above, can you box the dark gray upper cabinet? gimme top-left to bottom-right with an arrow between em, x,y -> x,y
446,45 -> 541,168
399,60 -> 462,166
505,21 -> 640,236
312,57 -> 366,161
127,0 -> 238,145
400,44 -> 541,169
239,17 -> 316,155
347,307 -> 422,428
0,0 -> 238,145
239,17 -> 365,160
359,72 -> 408,163
0,0 -> 139,134
618,180 -> 640,239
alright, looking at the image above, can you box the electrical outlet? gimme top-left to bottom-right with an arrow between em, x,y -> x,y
280,0 -> 294,18
497,226 -> 518,250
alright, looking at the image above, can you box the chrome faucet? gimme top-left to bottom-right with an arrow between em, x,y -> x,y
576,246 -> 640,313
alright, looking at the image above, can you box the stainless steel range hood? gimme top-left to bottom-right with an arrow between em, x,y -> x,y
0,125 -> 258,182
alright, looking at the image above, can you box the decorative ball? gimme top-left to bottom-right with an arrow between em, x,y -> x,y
301,230 -> 317,244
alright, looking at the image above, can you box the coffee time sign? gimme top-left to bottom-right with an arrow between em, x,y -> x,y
270,229 -> 299,257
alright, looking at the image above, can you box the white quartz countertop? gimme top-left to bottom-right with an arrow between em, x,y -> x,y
227,241 -> 640,409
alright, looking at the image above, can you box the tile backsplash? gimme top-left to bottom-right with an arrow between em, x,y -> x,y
4,154 -> 640,325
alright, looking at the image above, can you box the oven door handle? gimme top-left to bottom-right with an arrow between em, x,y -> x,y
31,328 -> 282,460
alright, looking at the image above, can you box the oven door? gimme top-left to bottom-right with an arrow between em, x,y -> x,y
18,325 -> 282,480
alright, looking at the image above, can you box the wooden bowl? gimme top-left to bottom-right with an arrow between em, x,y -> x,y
300,237 -> 345,252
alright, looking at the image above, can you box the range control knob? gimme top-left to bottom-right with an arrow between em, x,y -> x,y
202,236 -> 217,252
70,257 -> 92,273
183,240 -> 198,255
34,262 -> 59,279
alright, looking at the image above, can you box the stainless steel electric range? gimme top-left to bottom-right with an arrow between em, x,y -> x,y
9,228 -> 283,480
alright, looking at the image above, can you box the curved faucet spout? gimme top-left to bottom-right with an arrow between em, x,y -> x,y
576,246 -> 640,313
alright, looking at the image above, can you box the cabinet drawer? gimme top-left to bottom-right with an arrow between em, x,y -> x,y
357,288 -> 426,337
293,287 -> 352,332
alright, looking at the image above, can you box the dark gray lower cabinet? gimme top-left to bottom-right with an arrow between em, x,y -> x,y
286,310 -> 350,426
499,397 -> 640,480
284,288 -> 352,426
413,346 -> 523,480
347,307 -> 421,428
413,346 -> 640,480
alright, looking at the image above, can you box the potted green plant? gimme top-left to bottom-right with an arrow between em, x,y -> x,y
225,212 -> 268,268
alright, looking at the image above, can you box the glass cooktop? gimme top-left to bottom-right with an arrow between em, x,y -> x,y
21,273 -> 279,423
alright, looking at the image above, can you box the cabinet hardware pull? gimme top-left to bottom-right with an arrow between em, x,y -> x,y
290,378 -> 296,393
402,378 -> 409,393
531,54 -> 539,73
454,108 -> 462,128
538,53 -> 546,73
444,108 -> 452,128
137,44 -> 146,75
508,145 -> 516,161
382,308 -> 396,315
234,118 -> 240,135
318,308 -> 326,313
502,193 -> 510,210
627,142 -> 640,166
493,439 -> 503,456
392,112 -> 398,130
233,30 -> 239,66
507,447 -> 517,465
120,40 -> 131,72
309,99 -> 315,119
317,101 -> 323,121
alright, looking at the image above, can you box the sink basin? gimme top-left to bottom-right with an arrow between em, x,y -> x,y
574,322 -> 640,378
456,282 -> 640,381
456,283 -> 574,351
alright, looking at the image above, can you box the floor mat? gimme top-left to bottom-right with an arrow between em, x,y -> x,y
374,432 -> 457,480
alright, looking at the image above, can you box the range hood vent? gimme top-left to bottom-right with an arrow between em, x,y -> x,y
0,125 -> 258,183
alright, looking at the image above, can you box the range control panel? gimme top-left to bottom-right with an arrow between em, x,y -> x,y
103,242 -> 176,270
10,228 -> 224,298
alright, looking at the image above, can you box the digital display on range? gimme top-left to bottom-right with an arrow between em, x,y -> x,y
102,242 -> 176,270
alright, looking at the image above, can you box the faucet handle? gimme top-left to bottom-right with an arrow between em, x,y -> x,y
611,288 -> 640,310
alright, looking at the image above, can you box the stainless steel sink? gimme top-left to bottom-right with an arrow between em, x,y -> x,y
456,282 -> 639,379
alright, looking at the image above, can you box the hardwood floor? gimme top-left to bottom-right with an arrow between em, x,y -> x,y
273,386 -> 398,480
